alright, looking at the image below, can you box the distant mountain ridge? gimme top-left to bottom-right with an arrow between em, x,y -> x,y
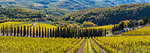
1,0 -> 150,11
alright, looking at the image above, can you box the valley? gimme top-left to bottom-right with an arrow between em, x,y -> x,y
0,1 -> 150,53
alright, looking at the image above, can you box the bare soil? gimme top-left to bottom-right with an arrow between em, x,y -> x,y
76,39 -> 86,53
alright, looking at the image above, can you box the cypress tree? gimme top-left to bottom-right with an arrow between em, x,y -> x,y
36,27 -> 38,37
20,26 -> 22,37
23,26 -> 26,37
47,28 -> 49,38
60,27 -> 62,37
6,25 -> 8,36
39,25 -> 41,37
27,26 -> 29,37
30,27 -> 32,37
57,27 -> 60,37
10,24 -> 13,36
33,27 -> 35,37
17,26 -> 19,37
42,27 -> 44,38
2,25 -> 4,36
50,28 -> 52,37
104,28 -> 107,36
62,28 -> 65,38
45,27 -> 46,38
53,28 -> 55,37
66,28 -> 69,38
14,27 -> 16,36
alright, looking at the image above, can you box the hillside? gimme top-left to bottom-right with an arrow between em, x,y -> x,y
1,0 -> 150,11
0,22 -> 57,28
62,3 -> 150,26
121,26 -> 150,36
0,8 -> 44,19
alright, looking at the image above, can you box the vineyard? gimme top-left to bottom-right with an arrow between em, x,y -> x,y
0,21 -> 150,53
0,35 -> 150,53
93,36 -> 150,53
0,36 -> 83,53
121,26 -> 150,36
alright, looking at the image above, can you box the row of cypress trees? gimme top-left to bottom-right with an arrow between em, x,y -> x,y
0,25 -> 106,38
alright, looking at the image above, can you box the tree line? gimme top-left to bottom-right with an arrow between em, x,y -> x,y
0,25 -> 106,38
112,18 -> 150,35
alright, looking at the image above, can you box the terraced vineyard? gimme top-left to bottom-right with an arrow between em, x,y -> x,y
121,26 -> 150,36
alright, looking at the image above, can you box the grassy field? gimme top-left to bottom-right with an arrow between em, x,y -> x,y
121,26 -> 150,36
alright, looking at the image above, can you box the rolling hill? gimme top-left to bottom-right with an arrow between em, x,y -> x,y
62,3 -> 150,26
121,26 -> 150,36
1,0 -> 150,11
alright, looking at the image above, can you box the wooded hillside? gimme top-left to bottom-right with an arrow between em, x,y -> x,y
62,3 -> 150,26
